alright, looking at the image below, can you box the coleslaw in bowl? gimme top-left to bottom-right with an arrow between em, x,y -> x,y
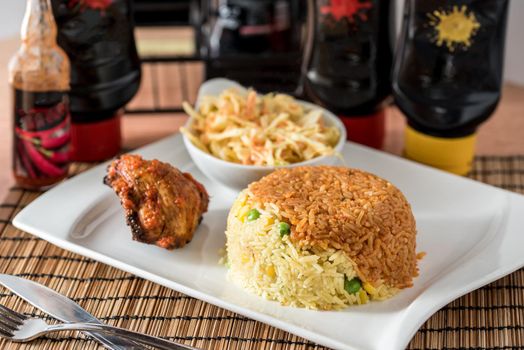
181,78 -> 346,190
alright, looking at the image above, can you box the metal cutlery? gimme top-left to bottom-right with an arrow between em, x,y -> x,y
0,304 -> 195,349
0,274 -> 145,349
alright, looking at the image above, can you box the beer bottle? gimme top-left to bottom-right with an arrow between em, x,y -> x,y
9,0 -> 71,189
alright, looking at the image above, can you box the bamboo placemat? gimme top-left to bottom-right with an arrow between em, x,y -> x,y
0,156 -> 523,350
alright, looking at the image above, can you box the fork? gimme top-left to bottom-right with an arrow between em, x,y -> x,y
0,304 -> 197,350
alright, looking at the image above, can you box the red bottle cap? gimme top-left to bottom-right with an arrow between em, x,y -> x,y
70,110 -> 122,162
339,109 -> 386,149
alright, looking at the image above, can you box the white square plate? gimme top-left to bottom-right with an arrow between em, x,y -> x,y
13,134 -> 524,350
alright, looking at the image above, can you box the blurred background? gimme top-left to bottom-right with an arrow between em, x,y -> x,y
1,0 -> 523,196
2,0 -> 523,85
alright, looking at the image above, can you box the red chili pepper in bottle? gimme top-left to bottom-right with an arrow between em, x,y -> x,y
9,0 -> 72,190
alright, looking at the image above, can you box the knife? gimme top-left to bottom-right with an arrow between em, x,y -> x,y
0,274 -> 146,349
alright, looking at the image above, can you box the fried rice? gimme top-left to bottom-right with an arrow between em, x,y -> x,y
224,166 -> 419,310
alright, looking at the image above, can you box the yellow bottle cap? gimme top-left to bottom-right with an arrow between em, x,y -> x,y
404,126 -> 477,175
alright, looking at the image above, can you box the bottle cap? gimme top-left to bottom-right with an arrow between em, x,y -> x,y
404,125 -> 477,175
339,109 -> 385,149
70,110 -> 122,162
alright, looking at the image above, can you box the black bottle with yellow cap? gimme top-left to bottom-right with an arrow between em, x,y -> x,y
393,0 -> 509,175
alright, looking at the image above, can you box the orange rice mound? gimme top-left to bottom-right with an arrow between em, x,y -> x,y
248,166 -> 419,289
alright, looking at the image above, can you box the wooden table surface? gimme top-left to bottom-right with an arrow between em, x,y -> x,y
1,31 -> 524,201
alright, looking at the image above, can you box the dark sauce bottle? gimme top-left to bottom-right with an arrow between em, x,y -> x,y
202,0 -> 304,94
393,0 -> 509,175
51,0 -> 141,161
303,0 -> 395,149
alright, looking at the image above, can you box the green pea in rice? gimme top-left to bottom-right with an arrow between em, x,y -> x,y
225,191 -> 398,310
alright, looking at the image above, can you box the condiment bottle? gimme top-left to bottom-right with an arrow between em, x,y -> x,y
201,0 -> 304,94
303,0 -> 395,149
9,0 -> 71,190
393,0 -> 510,175
51,0 -> 141,162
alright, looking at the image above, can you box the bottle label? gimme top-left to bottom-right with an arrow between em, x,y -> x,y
68,0 -> 113,12
427,5 -> 480,52
320,0 -> 373,24
13,89 -> 71,180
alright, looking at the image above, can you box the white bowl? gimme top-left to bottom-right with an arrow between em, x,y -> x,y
181,78 -> 346,191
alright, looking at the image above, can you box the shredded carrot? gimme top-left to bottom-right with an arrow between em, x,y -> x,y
181,88 -> 340,166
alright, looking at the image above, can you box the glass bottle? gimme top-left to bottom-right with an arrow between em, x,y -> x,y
51,0 -> 141,162
9,0 -> 71,190
201,0 -> 305,94
393,0 -> 510,175
303,0 -> 395,149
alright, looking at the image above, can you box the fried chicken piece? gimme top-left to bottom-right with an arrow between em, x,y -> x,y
104,154 -> 209,249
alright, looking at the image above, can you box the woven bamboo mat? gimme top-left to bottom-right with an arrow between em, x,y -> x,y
0,156 -> 523,350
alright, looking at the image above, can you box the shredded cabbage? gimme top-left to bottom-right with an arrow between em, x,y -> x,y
181,88 -> 340,166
